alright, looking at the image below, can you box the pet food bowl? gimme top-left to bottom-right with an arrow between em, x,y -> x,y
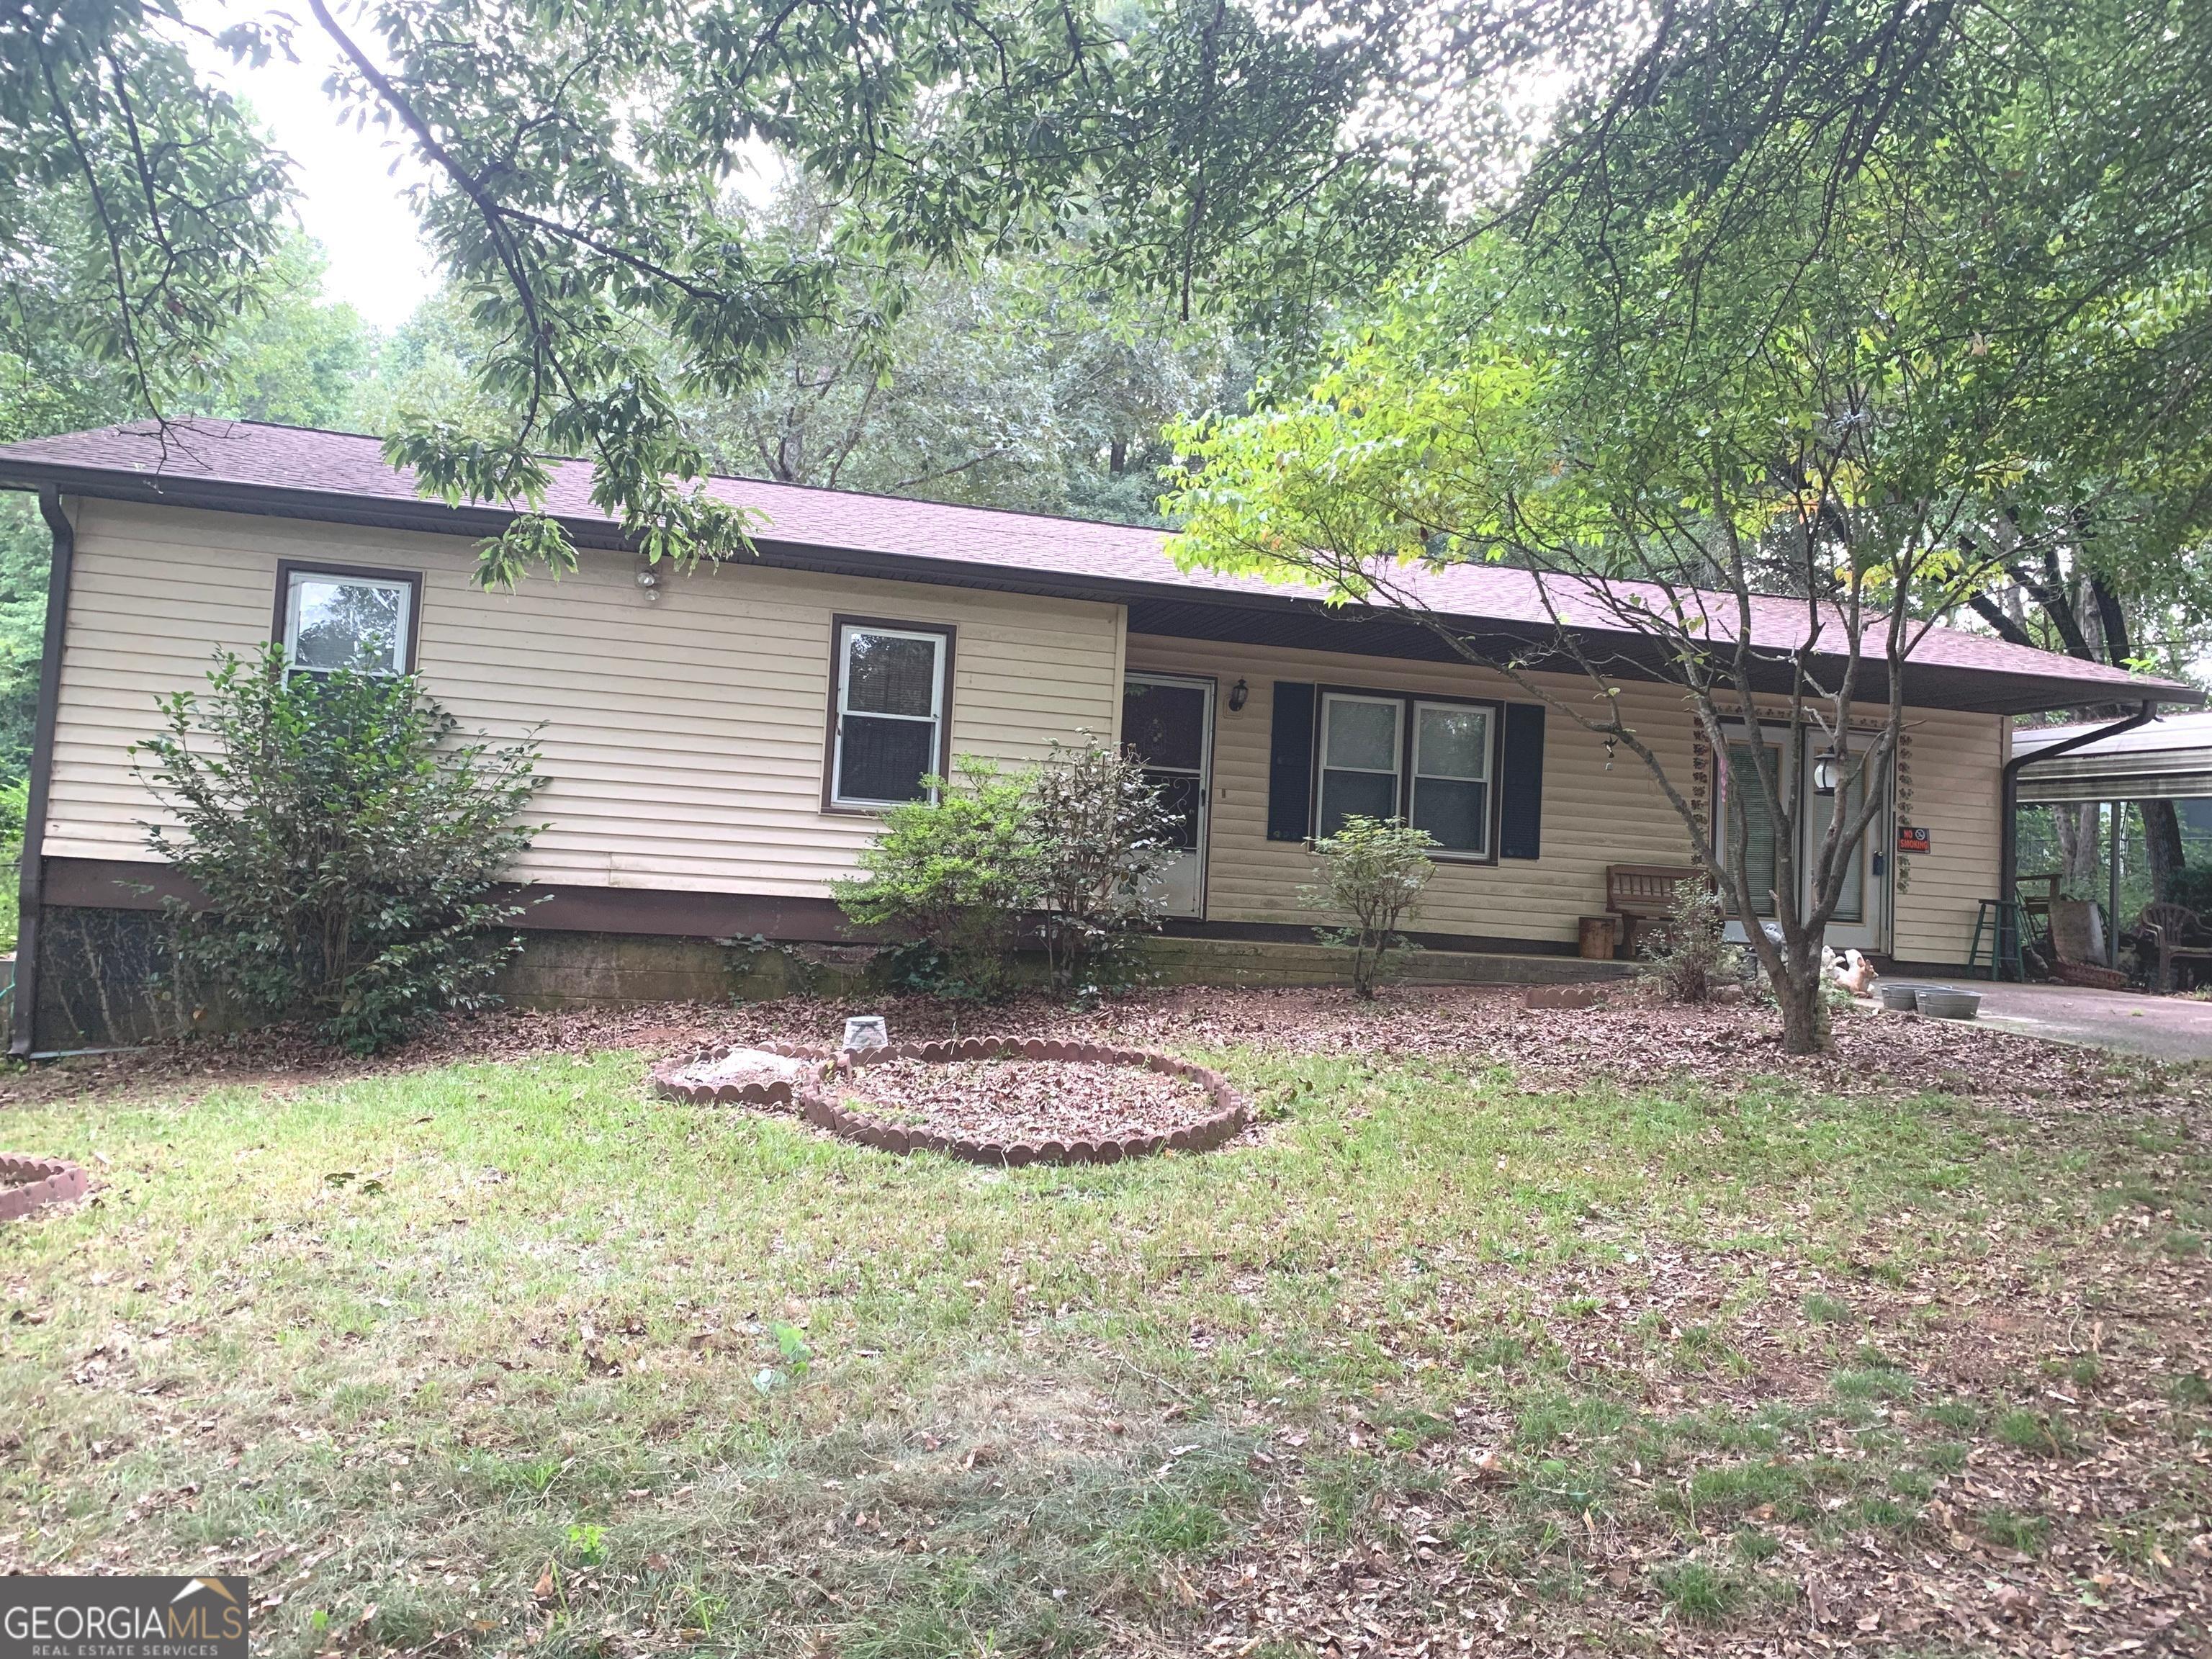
1913,986 -> 1982,1020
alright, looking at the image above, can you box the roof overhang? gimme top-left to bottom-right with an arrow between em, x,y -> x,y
3,457 -> 2196,719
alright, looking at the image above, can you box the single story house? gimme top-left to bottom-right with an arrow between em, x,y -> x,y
0,420 -> 2193,1052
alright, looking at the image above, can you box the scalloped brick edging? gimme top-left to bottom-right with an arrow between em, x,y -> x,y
650,1037 -> 1246,1166
0,1154 -> 89,1221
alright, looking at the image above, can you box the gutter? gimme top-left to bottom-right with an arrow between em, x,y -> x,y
1997,698 -> 2158,971
12,487 -> 76,1056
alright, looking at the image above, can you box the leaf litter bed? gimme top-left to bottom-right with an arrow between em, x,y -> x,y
835,1053 -> 1218,1146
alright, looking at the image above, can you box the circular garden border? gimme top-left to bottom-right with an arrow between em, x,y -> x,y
0,1154 -> 89,1221
650,1037 -> 1246,1166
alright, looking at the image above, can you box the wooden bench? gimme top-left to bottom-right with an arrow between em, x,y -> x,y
1606,863 -> 1709,957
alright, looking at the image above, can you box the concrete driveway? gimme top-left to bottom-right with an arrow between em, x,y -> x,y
1912,979 -> 2212,1061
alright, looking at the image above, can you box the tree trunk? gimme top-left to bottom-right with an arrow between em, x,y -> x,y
2141,799 -> 2188,902
2054,801 -> 2102,893
1773,948 -> 1830,1055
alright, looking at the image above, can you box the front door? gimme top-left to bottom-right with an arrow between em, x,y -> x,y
1718,727 -> 1889,953
1802,730 -> 1887,952
1120,674 -> 1213,919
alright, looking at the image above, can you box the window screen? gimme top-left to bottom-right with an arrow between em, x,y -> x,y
832,624 -> 947,806
282,569 -> 413,675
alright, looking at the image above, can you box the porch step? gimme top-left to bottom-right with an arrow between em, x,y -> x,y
1138,935 -> 1637,989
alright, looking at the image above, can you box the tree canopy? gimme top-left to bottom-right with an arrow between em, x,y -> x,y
1165,0 -> 2212,1048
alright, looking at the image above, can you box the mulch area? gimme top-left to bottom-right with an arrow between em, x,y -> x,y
0,982 -> 2196,1122
832,1054 -> 1218,1146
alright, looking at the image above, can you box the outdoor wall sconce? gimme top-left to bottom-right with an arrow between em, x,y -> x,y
1812,749 -> 1840,796
1228,678 -> 1249,712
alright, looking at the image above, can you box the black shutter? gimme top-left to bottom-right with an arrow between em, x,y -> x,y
1498,702 -> 1545,860
1267,682 -> 1317,842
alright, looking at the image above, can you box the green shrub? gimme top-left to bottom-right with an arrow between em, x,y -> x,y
1641,876 -> 1736,1002
1026,739 -> 1179,999
835,745 -> 1181,1001
2167,865 -> 2212,913
832,760 -> 1036,999
1302,816 -> 1436,997
133,645 -> 544,1054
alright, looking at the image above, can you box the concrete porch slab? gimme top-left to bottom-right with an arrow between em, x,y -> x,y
1141,935 -> 1637,989
1925,980 -> 2212,1061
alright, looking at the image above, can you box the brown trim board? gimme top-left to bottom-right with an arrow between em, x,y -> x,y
42,858 -> 873,943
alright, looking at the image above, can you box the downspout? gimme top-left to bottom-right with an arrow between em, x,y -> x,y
11,487 -> 76,1057
1998,698 -> 2157,970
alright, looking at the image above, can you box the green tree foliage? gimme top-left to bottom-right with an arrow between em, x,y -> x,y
1302,816 -> 1435,998
133,645 -> 544,1053
678,184 -> 1240,524
1171,0 -> 2212,1051
4,0 -> 292,422
0,234 -> 374,783
271,0 -> 1452,581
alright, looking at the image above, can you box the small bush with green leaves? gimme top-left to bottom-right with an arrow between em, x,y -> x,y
1642,876 -> 1737,1003
1303,815 -> 1437,997
1025,738 -> 1179,998
133,644 -> 543,1055
832,760 -> 1036,999
835,744 -> 1180,1001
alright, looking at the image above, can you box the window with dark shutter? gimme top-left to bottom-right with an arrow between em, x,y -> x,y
1266,682 -> 1316,841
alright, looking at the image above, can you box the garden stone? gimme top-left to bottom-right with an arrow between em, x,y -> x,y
842,1015 -> 889,1052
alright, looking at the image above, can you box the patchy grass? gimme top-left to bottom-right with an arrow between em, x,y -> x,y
1,989 -> 2208,1657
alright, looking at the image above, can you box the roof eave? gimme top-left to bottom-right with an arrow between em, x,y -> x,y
4,461 -> 2194,719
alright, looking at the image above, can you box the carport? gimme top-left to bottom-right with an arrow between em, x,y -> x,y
2010,710 -> 2212,974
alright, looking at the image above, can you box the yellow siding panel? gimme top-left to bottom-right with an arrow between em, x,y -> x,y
45,500 -> 1121,896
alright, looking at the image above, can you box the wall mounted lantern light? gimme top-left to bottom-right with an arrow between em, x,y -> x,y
1228,678 -> 1249,712
1812,749 -> 1841,797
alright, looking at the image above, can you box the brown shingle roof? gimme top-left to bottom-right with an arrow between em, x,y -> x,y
0,418 -> 2195,714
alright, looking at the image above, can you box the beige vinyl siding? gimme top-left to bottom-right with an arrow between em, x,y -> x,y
1126,635 -> 1704,943
1128,634 -> 2005,956
45,500 -> 1123,896
1889,707 -> 2004,963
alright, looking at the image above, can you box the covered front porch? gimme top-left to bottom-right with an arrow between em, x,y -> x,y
1110,622 -> 2010,971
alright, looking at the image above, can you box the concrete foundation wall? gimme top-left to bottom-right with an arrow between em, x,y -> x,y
27,911 -> 1630,1051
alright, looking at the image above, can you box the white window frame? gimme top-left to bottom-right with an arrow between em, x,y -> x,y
1409,698 -> 1494,856
281,569 -> 417,676
1316,692 -> 1404,837
830,621 -> 948,809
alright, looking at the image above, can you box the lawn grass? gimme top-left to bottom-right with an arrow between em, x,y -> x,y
1,1014 -> 2208,1655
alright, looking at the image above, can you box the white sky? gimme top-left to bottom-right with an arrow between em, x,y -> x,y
184,6 -> 441,331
